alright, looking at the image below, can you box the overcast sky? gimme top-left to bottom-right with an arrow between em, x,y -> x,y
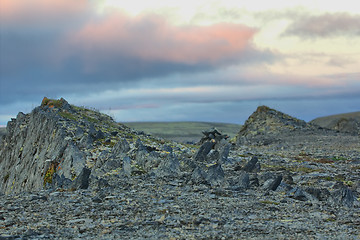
1,0 -> 359,126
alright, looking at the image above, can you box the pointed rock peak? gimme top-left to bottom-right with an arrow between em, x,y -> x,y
236,106 -> 308,144
252,105 -> 304,124
244,105 -> 306,130
255,105 -> 271,113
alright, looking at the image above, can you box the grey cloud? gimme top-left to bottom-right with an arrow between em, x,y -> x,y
0,9 -> 275,105
283,12 -> 360,38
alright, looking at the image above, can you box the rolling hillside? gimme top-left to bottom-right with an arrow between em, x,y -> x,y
310,111 -> 360,134
311,111 -> 360,127
123,121 -> 241,143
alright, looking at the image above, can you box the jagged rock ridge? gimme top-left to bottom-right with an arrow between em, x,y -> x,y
0,98 -> 189,194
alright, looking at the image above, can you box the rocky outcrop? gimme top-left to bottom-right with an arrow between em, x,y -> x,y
236,106 -> 310,145
0,98 -> 180,194
0,99 -> 87,194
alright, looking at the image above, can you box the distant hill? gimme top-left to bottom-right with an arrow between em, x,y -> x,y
123,122 -> 241,143
310,111 -> 360,134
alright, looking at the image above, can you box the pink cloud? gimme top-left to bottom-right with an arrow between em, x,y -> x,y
66,11 -> 257,66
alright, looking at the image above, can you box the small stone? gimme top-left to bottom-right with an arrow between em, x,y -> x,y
92,196 -> 102,203
72,167 -> 91,189
191,167 -> 207,184
263,175 -> 282,191
206,164 -> 225,186
242,156 -> 260,172
194,141 -> 215,162
123,156 -> 132,177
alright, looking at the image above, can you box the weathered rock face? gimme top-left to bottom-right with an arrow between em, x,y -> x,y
0,99 -> 87,194
0,98 -> 201,195
236,106 -> 309,145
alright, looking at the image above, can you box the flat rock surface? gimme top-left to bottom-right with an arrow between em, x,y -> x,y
1,175 -> 359,240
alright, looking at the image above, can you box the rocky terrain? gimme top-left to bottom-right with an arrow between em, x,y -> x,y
0,100 -> 359,239
311,111 -> 360,135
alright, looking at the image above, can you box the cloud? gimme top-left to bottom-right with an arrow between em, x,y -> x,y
326,57 -> 356,68
283,12 -> 360,38
0,0 -> 91,25
65,11 -> 257,66
0,3 -> 266,105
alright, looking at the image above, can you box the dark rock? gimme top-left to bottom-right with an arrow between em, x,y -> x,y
334,118 -> 360,134
207,150 -> 220,162
263,175 -> 282,191
183,158 -> 198,171
218,142 -> 231,164
92,196 -> 102,203
191,167 -> 207,184
135,139 -> 147,152
52,174 -> 72,189
72,167 -> 91,190
102,159 -> 122,171
206,164 -> 225,186
193,141 -> 215,162
199,128 -> 229,145
79,134 -> 93,148
288,187 -> 307,201
242,156 -> 260,172
112,139 -> 130,155
282,174 -> 294,185
88,124 -> 97,138
155,154 -> 180,178
275,182 -> 293,193
249,174 -> 259,187
331,186 -> 357,207
305,187 -> 330,201
259,172 -> 276,184
95,130 -> 105,140
123,156 -> 132,177
30,195 -> 48,202
236,172 -> 250,190
75,127 -> 84,138
202,128 -> 221,138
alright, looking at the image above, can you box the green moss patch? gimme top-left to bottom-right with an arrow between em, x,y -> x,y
43,162 -> 58,186
59,111 -> 77,121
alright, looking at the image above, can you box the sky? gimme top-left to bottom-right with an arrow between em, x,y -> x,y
0,0 -> 360,126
